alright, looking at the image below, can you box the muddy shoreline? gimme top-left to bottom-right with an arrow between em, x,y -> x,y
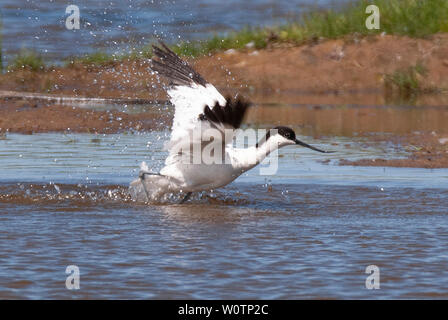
1,34 -> 448,168
1,98 -> 447,168
339,132 -> 448,169
1,34 -> 448,104
0,99 -> 169,134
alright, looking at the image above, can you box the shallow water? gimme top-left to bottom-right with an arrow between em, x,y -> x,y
2,0 -> 448,300
1,129 -> 448,299
1,0 -> 350,64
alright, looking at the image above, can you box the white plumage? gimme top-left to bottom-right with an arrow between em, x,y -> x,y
168,84 -> 227,145
129,41 -> 332,203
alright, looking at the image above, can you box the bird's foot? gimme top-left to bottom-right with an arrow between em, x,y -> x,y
179,192 -> 192,204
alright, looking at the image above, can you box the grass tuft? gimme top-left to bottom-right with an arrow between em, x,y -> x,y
68,52 -> 118,67
384,63 -> 438,98
8,50 -> 45,71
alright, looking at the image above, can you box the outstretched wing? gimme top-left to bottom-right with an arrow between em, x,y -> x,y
198,96 -> 250,134
151,42 -> 226,143
150,41 -> 250,163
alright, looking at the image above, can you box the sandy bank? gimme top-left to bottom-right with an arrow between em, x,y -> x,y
0,100 -> 168,134
1,34 -> 448,167
1,34 -> 448,105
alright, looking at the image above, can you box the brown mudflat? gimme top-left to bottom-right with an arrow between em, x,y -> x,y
0,100 -> 169,134
339,132 -> 448,169
1,34 -> 448,167
1,34 -> 448,104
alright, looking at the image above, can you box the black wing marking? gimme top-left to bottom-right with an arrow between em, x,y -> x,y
199,96 -> 251,129
151,41 -> 207,87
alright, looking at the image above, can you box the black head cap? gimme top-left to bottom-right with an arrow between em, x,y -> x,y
257,125 -> 334,153
256,126 -> 296,148
273,126 -> 296,141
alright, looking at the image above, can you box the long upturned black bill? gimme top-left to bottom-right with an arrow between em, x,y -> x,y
295,139 -> 334,153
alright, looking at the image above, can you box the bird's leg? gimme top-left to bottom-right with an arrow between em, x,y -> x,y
139,171 -> 162,202
180,192 -> 192,204
139,172 -> 151,202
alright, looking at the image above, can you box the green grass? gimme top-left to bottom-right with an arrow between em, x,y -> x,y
171,0 -> 448,57
66,0 -> 448,64
384,63 -> 433,97
67,51 -> 122,67
5,0 -> 448,68
68,46 -> 154,67
8,50 -> 45,71
278,0 -> 448,42
171,27 -> 270,57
